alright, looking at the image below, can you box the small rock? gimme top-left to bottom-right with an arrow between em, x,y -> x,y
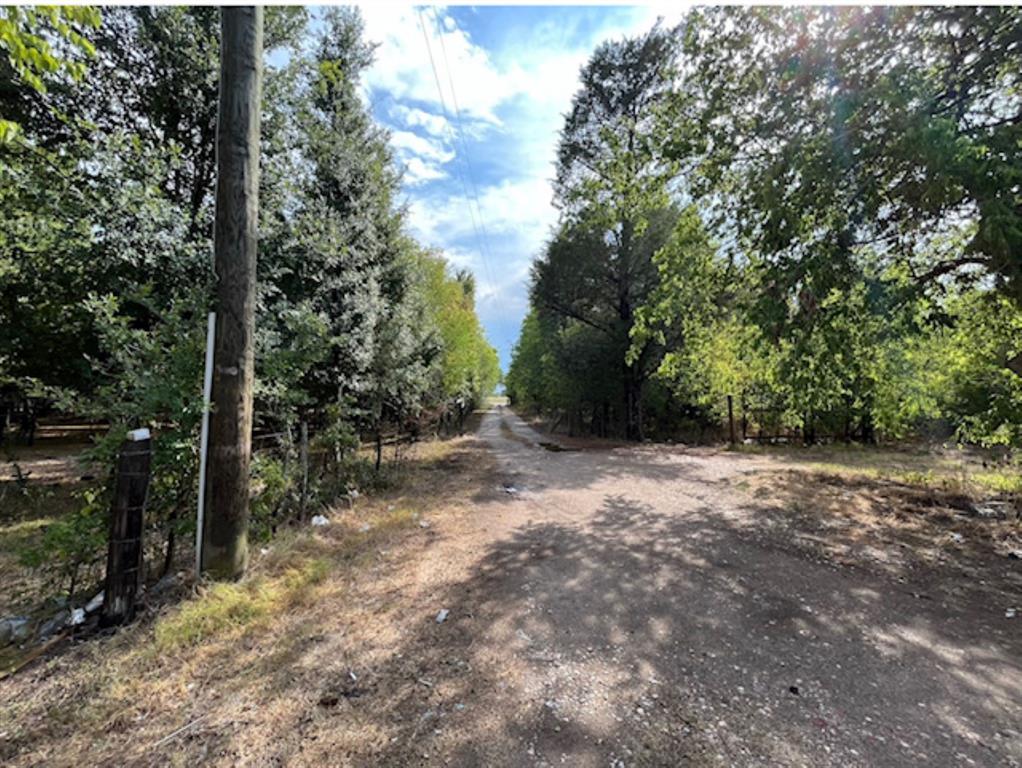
359,523 -> 371,533
436,608 -> 450,624
311,514 -> 330,527
69,608 -> 86,626
150,572 -> 180,598
0,617 -> 31,646
1007,608 -> 1017,619
419,520 -> 431,529
1009,550 -> 1022,560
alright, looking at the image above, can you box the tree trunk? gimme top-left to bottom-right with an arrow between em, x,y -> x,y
860,408 -> 875,444
623,364 -> 644,441
202,6 -> 263,581
299,421 -> 309,522
804,410 -> 816,446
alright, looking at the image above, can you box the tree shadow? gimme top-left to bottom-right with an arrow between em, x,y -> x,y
204,489 -> 1021,766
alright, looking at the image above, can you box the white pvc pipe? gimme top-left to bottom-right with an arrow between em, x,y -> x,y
195,311 -> 216,577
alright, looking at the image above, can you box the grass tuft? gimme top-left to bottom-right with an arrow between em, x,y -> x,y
153,557 -> 330,652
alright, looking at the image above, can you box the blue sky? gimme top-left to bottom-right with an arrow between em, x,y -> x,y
355,4 -> 684,371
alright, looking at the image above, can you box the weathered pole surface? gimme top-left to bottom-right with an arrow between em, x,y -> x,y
727,394 -> 736,446
202,6 -> 263,580
101,432 -> 152,627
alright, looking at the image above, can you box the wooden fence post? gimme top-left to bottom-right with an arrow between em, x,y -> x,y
101,429 -> 152,628
299,421 -> 309,521
727,395 -> 736,446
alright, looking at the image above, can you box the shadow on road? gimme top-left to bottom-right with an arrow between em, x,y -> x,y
250,486 -> 1021,766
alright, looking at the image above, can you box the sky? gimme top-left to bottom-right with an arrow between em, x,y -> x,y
354,4 -> 685,372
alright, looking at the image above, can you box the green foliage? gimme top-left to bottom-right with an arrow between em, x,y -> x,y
18,487 -> 107,598
929,293 -> 1022,446
511,7 -> 1022,448
0,5 -> 100,141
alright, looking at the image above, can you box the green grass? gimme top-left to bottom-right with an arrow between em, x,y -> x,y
972,470 -> 1022,495
153,557 -> 330,652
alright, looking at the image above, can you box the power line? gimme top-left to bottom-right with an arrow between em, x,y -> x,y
430,7 -> 504,293
415,8 -> 498,297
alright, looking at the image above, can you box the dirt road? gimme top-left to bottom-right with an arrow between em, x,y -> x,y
343,407 -> 1021,767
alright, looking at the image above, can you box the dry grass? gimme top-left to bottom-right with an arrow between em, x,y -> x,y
0,431 -> 497,767
736,464 -> 1022,603
734,441 -> 1021,497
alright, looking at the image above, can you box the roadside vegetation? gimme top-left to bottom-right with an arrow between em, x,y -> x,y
0,431 -> 498,766
1,7 -> 497,641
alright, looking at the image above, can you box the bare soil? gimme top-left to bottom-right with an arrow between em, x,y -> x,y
1,408 -> 1020,767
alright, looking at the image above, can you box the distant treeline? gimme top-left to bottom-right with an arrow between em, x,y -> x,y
506,7 -> 1022,447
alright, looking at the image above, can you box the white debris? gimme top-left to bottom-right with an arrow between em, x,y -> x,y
311,514 -> 330,527
359,523 -> 371,533
419,520 -> 431,529
973,501 -> 1012,519
1007,608 -> 1018,619
84,591 -> 104,614
435,608 -> 450,624
949,533 -> 965,543
503,485 -> 519,495
69,608 -> 86,626
259,547 -> 270,556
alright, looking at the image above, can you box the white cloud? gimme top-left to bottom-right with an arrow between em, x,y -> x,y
389,104 -> 450,137
389,130 -> 454,164
387,130 -> 454,186
359,4 -> 519,125
402,157 -> 447,186
407,177 -> 556,253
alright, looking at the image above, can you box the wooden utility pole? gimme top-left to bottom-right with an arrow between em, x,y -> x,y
202,6 -> 263,580
727,395 -> 736,446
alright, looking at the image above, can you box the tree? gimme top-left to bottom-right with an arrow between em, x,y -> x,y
528,23 -> 680,439
678,6 -> 1022,322
202,6 -> 263,580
